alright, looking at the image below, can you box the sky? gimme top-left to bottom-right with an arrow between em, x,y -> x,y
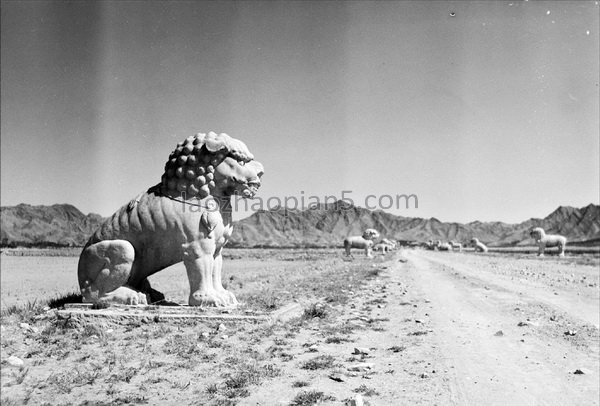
1,0 -> 598,223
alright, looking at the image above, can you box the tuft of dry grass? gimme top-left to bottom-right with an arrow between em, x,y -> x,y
290,390 -> 335,406
353,384 -> 380,396
300,355 -> 337,370
302,302 -> 327,319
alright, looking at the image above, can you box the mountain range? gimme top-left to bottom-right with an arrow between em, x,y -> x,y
1,202 -> 598,248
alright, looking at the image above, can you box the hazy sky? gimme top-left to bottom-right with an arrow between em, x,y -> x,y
1,1 -> 598,223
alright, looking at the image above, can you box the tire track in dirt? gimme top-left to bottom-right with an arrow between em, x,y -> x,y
405,249 -> 599,406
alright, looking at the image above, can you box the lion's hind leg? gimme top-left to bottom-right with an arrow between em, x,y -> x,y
78,240 -> 148,305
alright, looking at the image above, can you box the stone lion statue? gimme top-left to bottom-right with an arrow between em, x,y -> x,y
530,227 -> 566,257
435,240 -> 451,251
449,240 -> 462,251
425,240 -> 435,250
373,241 -> 393,253
470,238 -> 488,253
77,132 -> 264,307
381,238 -> 397,250
343,229 -> 380,258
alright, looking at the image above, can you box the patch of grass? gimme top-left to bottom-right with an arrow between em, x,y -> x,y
48,366 -> 102,393
353,384 -> 380,396
408,331 -> 429,336
217,362 -> 282,400
206,382 -> 219,397
242,290 -> 281,311
163,334 -> 203,358
106,367 -> 138,384
292,380 -> 310,388
113,394 -> 148,405
388,345 -> 406,353
0,299 -> 44,321
302,303 -> 327,319
290,390 -> 335,406
324,335 -> 352,344
300,355 -> 337,370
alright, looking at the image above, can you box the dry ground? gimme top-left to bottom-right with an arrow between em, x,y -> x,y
1,248 -> 598,405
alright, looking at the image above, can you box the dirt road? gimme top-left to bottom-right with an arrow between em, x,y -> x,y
244,249 -> 599,405
403,250 -> 599,405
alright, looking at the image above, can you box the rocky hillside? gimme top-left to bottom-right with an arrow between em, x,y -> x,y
0,204 -> 104,247
1,202 -> 598,248
230,202 -> 600,247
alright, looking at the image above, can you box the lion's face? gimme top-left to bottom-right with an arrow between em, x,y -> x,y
213,157 -> 264,198
362,229 -> 380,240
530,228 -> 543,240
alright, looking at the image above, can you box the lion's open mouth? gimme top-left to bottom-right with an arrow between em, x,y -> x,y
242,182 -> 260,198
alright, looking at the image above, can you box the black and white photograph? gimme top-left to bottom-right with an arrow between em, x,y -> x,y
1,1 -> 598,404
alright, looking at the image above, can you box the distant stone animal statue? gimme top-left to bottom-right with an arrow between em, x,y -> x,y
373,241 -> 394,253
471,238 -> 488,253
449,240 -> 462,251
435,240 -> 451,251
425,240 -> 436,250
78,132 -> 264,307
344,229 -> 380,258
530,227 -> 566,257
381,238 -> 397,250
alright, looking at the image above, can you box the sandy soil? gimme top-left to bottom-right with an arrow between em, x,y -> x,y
1,249 -> 598,405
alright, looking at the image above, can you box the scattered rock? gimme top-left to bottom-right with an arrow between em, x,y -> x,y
308,344 -> 319,352
574,368 -> 592,375
550,315 -> 557,322
347,363 -> 374,372
517,321 -> 531,327
328,373 -> 347,382
494,330 -> 504,337
420,372 -> 429,378
217,323 -> 227,332
201,332 -> 210,339
105,329 -> 114,334
353,347 -> 370,355
5,356 -> 24,367
414,319 -> 424,324
221,335 -> 229,339
564,330 -> 577,336
348,394 -> 364,406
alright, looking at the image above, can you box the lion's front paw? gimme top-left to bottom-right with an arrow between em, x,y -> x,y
189,290 -> 228,307
217,289 -> 238,306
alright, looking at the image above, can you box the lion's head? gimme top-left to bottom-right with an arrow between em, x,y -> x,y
529,227 -> 545,240
362,229 -> 380,240
161,132 -> 264,200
